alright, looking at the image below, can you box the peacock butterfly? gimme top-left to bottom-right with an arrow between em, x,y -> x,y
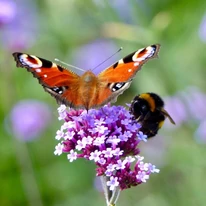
12,44 -> 160,110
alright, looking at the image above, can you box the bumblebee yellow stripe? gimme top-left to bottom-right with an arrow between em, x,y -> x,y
139,93 -> 155,112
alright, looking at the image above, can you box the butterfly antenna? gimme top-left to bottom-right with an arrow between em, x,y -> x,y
92,47 -> 123,71
55,58 -> 85,72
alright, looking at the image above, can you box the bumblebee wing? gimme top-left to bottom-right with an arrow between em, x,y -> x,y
161,108 -> 175,124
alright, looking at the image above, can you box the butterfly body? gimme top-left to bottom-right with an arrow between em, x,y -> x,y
13,44 -> 160,110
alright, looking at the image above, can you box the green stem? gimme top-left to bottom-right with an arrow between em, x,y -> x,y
100,176 -> 121,206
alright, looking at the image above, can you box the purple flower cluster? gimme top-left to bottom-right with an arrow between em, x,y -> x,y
54,104 -> 159,191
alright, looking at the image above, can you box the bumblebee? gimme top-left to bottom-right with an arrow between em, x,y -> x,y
130,93 -> 175,138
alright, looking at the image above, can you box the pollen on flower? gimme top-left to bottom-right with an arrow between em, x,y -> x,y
54,104 -> 160,190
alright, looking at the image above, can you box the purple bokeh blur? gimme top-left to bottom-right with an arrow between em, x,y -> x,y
0,0 -> 38,50
0,0 -> 16,26
9,100 -> 51,141
195,120 -> 206,144
180,87 -> 206,122
94,176 -> 103,192
164,96 -> 188,128
163,86 -> 206,143
72,39 -> 118,75
199,14 -> 206,42
93,0 -> 135,23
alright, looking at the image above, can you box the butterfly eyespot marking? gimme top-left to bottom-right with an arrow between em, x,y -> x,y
49,86 -> 69,95
52,87 -> 63,94
111,82 -> 126,92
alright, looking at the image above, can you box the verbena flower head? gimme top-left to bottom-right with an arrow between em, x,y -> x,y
54,104 -> 159,191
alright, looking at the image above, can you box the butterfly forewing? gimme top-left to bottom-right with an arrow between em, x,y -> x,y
96,44 -> 160,105
98,44 -> 160,82
13,53 -> 83,107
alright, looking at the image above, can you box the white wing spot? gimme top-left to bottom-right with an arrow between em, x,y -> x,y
36,69 -> 42,73
44,74 -> 47,78
134,62 -> 139,67
128,69 -> 132,72
116,83 -> 122,88
119,59 -> 124,64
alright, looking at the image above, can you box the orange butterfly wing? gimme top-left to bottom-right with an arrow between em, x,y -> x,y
95,44 -> 160,106
12,53 -> 86,107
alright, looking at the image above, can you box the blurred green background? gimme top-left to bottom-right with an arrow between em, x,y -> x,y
1,0 -> 206,205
